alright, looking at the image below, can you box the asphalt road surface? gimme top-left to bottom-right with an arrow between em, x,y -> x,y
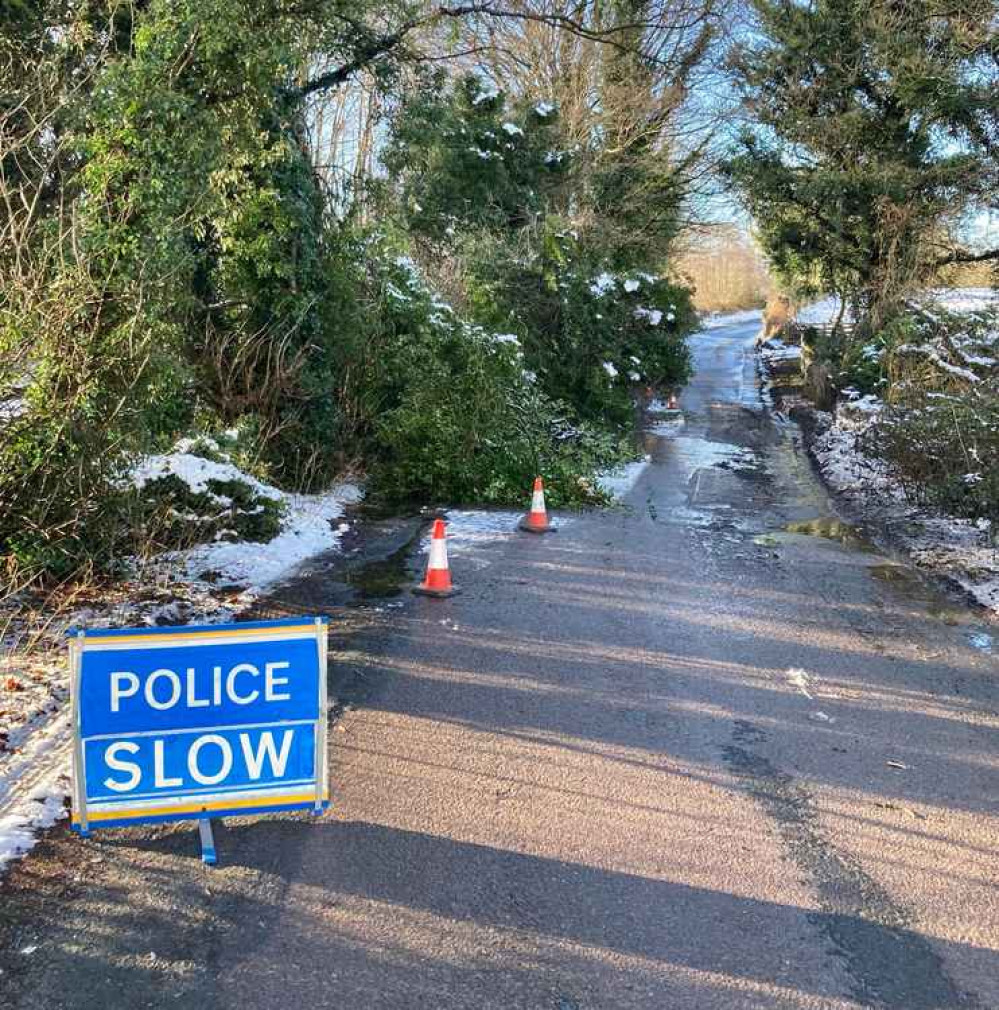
2,318 -> 997,1009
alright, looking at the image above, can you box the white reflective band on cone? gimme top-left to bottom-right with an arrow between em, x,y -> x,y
428,536 -> 449,569
531,489 -> 546,512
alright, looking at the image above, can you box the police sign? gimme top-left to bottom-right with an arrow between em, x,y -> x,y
69,618 -> 329,836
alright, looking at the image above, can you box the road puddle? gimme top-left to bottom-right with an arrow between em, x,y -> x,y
865,564 -> 997,649
344,538 -> 418,601
867,562 -> 918,585
784,516 -> 874,551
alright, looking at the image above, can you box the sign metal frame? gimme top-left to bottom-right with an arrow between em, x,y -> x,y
69,617 -> 330,840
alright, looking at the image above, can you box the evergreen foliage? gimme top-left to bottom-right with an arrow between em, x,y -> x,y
726,0 -> 997,330
385,74 -> 695,425
1,5 -> 702,578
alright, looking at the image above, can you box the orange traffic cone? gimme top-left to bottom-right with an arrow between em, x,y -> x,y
519,476 -> 556,534
413,519 -> 459,597
665,392 -> 682,415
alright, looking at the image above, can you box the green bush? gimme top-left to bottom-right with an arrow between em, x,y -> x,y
467,229 -> 695,425
384,76 -> 697,427
132,473 -> 284,551
347,243 -> 633,506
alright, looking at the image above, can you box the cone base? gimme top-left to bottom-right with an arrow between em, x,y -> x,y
519,517 -> 556,534
413,584 -> 461,598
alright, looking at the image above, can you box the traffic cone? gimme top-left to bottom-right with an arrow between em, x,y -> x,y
665,392 -> 682,416
518,476 -> 556,534
413,519 -> 459,597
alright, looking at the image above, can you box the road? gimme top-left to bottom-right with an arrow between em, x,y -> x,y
2,317 -> 997,1008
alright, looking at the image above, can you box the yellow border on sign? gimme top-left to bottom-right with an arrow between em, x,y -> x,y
72,788 -> 331,827
82,623 -> 317,647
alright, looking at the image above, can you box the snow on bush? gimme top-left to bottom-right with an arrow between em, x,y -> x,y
590,273 -> 616,297
133,445 -> 362,594
803,290 -> 999,616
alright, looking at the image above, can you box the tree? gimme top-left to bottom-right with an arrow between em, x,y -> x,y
1,0 -> 710,577
726,0 -> 998,331
384,74 -> 696,422
431,0 -> 725,269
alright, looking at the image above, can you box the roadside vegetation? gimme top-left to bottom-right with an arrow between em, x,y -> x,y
2,0 -> 995,592
728,0 -> 998,528
0,1 -> 726,587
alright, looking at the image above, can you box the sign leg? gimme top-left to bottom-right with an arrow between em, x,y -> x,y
198,818 -> 217,866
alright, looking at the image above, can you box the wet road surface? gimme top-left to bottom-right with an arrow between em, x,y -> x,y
2,318 -> 997,1008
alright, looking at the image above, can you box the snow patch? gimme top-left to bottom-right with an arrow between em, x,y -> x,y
133,449 -> 362,598
133,452 -> 269,497
420,509 -> 572,558
915,287 -> 999,316
796,296 -> 853,326
177,484 -> 362,593
0,710 -> 71,873
812,420 -> 999,616
759,338 -> 802,371
634,307 -> 663,326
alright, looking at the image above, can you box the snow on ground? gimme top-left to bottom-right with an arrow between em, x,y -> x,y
795,296 -> 852,326
133,449 -> 272,497
0,711 -> 71,872
917,287 -> 999,315
175,486 -> 359,592
794,289 -> 996,326
419,508 -> 574,562
759,338 -> 803,372
0,446 -> 363,873
812,414 -> 999,617
836,392 -> 883,430
134,450 -> 362,596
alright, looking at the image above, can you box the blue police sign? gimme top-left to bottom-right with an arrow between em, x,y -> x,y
69,618 -> 329,836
